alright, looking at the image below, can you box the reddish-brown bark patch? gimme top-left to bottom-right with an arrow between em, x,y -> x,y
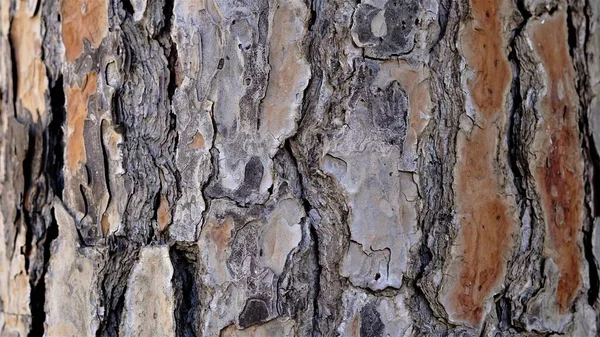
66,72 -> 98,172
446,0 -> 515,326
60,0 -> 108,62
157,196 -> 171,231
530,11 -> 584,312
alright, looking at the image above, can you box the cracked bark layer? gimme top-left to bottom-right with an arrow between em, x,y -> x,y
0,0 -> 599,336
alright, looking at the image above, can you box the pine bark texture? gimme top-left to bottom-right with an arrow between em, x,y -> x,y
0,0 -> 599,336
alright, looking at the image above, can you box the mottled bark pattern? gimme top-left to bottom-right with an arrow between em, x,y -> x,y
0,0 -> 598,336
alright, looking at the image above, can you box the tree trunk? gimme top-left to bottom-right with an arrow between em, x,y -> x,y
0,0 -> 599,336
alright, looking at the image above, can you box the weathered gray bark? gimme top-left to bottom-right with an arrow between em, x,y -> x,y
0,0 -> 599,336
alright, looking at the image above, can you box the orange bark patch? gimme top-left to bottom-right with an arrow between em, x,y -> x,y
157,196 -> 171,231
530,11 -> 584,312
207,217 -> 234,256
101,214 -> 110,235
66,72 -> 98,172
10,0 -> 47,123
61,0 -> 108,62
188,132 -> 206,149
447,0 -> 515,326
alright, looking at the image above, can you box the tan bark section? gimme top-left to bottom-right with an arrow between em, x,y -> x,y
529,10 -> 584,312
261,0 -> 310,144
442,0 -> 515,326
0,214 -> 30,336
201,215 -> 234,286
10,0 -> 47,123
121,247 -> 175,337
61,0 -> 108,62
45,202 -> 96,337
188,132 -> 206,149
65,72 -> 98,172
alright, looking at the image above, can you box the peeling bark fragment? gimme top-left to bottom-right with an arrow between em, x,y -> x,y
157,195 -> 171,232
197,149 -> 308,334
121,246 -> 175,337
260,0 -> 311,145
440,0 -> 516,328
60,0 -> 108,62
45,202 -> 98,337
528,10 -> 584,313
65,72 -> 98,173
330,60 -> 428,291
10,0 -> 48,123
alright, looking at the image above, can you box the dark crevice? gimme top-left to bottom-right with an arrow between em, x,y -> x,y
584,226 -> 599,304
284,140 -> 321,335
506,1 -> 530,205
46,76 -> 65,198
566,6 -> 578,61
22,126 -> 37,274
502,0 -> 534,327
26,74 -> 66,337
434,0 -> 452,46
28,209 -> 58,337
306,197 -> 321,334
161,0 -> 175,39
121,0 -> 134,16
494,292 -> 511,331
95,238 -> 139,337
8,32 -> 18,120
566,1 -> 600,305
586,132 -> 600,215
170,244 -> 201,337
99,120 -> 113,230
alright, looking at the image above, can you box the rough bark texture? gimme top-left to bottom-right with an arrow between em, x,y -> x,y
0,0 -> 599,336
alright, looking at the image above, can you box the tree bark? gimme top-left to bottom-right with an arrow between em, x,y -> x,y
0,0 -> 599,336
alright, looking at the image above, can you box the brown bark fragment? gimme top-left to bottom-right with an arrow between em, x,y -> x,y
188,132 -> 206,150
65,72 -> 98,172
443,0 -> 515,326
157,195 -> 172,231
60,0 -> 108,62
530,10 -> 584,312
10,0 -> 47,122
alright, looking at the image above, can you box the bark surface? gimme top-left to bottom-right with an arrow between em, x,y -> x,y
0,0 -> 599,336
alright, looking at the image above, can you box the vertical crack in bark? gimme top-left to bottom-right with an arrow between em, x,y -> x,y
170,243 -> 202,337
507,0 -> 530,204
567,1 -> 600,305
96,239 -> 139,337
121,0 -> 134,17
284,139 -> 321,335
22,126 -> 36,274
27,75 -> 65,336
28,208 -> 58,337
282,2 -> 328,332
46,76 -> 65,199
500,1 -> 540,330
8,32 -> 18,120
